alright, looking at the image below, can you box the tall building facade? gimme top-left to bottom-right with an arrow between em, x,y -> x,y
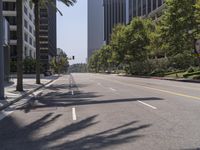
128,0 -> 165,21
39,1 -> 57,71
87,0 -> 104,60
103,0 -> 127,44
87,0 -> 165,59
2,0 -> 36,61
104,0 -> 165,43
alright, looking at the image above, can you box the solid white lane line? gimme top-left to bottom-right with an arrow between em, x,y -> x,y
109,88 -> 117,92
72,107 -> 77,121
137,100 -> 157,110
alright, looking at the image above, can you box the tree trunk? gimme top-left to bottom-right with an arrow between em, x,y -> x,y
16,1 -> 23,91
35,0 -> 41,84
0,0 -> 5,99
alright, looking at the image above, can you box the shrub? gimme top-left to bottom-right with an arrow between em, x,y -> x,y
168,53 -> 195,70
164,70 -> 185,76
183,71 -> 200,78
192,75 -> 200,80
23,58 -> 36,74
10,61 -> 17,73
150,68 -> 165,77
187,66 -> 195,73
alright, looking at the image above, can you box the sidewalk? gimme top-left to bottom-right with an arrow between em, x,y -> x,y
0,75 -> 59,111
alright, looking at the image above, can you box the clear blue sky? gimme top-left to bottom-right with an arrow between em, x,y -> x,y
57,0 -> 87,64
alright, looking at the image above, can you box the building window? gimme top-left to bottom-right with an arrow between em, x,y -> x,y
29,49 -> 32,58
10,31 -> 17,40
5,16 -> 16,25
24,19 -> 28,28
24,6 -> 28,15
133,0 -> 137,17
153,0 -> 157,10
3,2 -> 16,11
29,13 -> 32,21
143,0 -> 147,16
29,37 -> 32,45
138,0 -> 141,16
24,46 -> 27,57
148,0 -> 152,13
10,45 -> 17,60
29,25 -> 32,33
24,33 -> 28,42
158,0 -> 162,7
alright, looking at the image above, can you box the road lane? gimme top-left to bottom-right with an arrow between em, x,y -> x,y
0,73 -> 200,150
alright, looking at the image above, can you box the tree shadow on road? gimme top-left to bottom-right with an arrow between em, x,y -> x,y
0,113 -> 151,150
18,89 -> 164,113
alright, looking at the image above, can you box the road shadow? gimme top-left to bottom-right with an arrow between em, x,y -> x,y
0,114 -> 150,150
18,88 -> 164,113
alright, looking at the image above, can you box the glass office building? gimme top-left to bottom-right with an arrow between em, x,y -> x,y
103,0 -> 127,44
104,0 -> 165,43
87,0 -> 165,59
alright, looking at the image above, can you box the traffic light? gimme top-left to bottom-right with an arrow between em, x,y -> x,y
72,56 -> 75,60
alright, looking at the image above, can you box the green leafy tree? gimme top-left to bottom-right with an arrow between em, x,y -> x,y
98,45 -> 112,71
147,24 -> 168,58
23,58 -> 37,74
88,51 -> 101,73
124,18 -> 154,73
110,24 -> 127,66
50,55 -> 69,74
194,0 -> 200,38
160,0 -> 198,56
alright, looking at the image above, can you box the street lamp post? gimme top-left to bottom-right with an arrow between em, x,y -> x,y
0,1 -> 5,100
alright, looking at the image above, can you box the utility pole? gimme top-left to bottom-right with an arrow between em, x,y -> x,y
0,0 -> 5,99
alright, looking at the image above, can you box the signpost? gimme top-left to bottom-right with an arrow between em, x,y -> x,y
195,39 -> 200,55
0,1 -> 5,99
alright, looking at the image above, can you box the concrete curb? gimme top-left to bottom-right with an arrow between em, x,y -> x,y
116,74 -> 200,84
0,77 -> 58,111
161,78 -> 200,83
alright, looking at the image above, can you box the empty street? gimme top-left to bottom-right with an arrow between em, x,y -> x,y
1,73 -> 200,150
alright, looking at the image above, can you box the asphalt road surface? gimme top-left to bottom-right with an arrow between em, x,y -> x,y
1,73 -> 200,150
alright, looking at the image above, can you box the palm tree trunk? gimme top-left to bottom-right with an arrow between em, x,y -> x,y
16,1 -> 23,91
35,0 -> 41,84
0,0 -> 5,99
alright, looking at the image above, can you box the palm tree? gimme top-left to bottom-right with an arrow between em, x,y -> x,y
16,1 -> 24,91
32,0 -> 76,84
